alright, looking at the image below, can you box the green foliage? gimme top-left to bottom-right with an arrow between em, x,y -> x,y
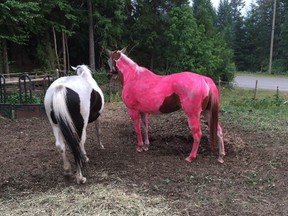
164,4 -> 235,81
6,92 -> 43,105
93,0 -> 127,49
34,41 -> 55,71
0,0 -> 40,44
229,96 -> 284,109
164,5 -> 199,71
93,68 -> 109,85
8,0 -> 288,79
220,87 -> 288,133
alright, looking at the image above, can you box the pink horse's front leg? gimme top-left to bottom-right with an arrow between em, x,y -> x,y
128,109 -> 144,152
186,114 -> 202,162
141,112 -> 150,151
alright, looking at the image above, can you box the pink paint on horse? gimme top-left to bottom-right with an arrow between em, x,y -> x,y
108,49 -> 225,163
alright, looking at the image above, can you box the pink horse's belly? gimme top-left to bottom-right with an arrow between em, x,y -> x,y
122,92 -> 165,113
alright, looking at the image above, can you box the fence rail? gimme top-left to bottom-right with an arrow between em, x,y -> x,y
0,72 -> 286,119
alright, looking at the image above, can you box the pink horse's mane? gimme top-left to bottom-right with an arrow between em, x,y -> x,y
116,53 -> 155,78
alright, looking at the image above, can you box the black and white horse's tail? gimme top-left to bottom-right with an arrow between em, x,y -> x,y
51,85 -> 86,170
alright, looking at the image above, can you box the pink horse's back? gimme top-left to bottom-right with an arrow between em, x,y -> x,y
121,69 -> 210,114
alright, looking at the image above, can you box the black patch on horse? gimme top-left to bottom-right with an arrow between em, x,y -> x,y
88,89 -> 102,123
50,110 -> 57,124
66,87 -> 84,139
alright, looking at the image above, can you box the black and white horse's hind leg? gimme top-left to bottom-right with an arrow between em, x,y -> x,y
76,166 -> 86,184
74,125 -> 88,184
52,126 -> 72,176
95,118 -> 104,149
79,127 -> 89,163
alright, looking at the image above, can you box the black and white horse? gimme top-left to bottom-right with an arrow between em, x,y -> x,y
44,65 -> 104,183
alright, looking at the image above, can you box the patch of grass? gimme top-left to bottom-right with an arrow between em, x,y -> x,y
220,87 -> 288,133
0,183 -> 177,216
242,171 -> 276,189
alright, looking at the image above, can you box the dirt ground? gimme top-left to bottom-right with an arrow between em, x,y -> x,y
0,102 -> 287,215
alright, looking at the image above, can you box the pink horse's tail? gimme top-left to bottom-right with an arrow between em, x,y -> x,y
207,79 -> 220,151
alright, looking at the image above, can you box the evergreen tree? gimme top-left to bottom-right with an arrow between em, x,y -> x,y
164,5 -> 200,72
165,4 -> 235,81
193,0 -> 217,36
279,0 -> 288,72
0,0 -> 40,73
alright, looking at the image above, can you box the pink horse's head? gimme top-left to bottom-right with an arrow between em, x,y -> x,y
107,48 -> 127,74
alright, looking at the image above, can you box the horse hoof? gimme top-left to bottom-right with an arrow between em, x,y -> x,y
77,177 -> 87,184
217,157 -> 224,164
99,143 -> 105,149
136,146 -> 143,153
143,144 -> 149,151
84,155 -> 90,163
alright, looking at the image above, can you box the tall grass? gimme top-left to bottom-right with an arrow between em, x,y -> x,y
220,87 -> 288,133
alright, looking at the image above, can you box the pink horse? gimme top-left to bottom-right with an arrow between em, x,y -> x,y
107,49 -> 225,163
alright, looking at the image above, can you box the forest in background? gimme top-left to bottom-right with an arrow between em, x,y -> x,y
0,0 -> 287,82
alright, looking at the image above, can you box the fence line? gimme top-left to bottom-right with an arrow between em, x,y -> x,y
0,72 -> 286,118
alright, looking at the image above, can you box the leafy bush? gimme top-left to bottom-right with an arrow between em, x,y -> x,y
6,92 -> 43,104
93,68 -> 109,85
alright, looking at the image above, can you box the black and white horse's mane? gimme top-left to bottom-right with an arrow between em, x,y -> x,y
72,65 -> 92,76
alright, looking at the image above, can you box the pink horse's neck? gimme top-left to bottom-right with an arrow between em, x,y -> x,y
116,53 -> 143,82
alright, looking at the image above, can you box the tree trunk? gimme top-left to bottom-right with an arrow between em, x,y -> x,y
88,0 -> 95,71
52,27 -> 60,70
2,39 -> 9,75
65,33 -> 70,73
62,31 -> 67,73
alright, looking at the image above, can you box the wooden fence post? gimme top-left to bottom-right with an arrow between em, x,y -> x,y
276,86 -> 279,100
253,80 -> 258,99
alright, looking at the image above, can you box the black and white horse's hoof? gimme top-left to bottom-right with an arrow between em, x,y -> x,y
77,176 -> 87,184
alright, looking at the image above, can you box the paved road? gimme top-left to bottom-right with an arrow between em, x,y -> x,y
234,75 -> 288,92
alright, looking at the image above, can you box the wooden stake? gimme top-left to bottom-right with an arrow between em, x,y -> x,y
253,80 -> 258,99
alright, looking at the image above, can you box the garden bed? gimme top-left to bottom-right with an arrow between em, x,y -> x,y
0,103 -> 45,119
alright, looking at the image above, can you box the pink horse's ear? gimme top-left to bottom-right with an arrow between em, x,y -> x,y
120,47 -> 127,53
106,49 -> 112,56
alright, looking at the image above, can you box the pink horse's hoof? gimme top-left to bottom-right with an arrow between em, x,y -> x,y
136,146 -> 143,153
185,157 -> 194,162
217,157 -> 224,164
143,144 -> 149,151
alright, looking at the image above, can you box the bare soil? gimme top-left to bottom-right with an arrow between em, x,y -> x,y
0,102 -> 287,215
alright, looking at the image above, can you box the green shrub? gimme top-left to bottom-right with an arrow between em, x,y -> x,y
6,92 -> 43,104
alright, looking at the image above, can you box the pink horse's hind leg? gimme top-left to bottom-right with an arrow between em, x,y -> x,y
129,109 -> 144,152
186,114 -> 202,162
217,123 -> 225,163
141,113 -> 150,151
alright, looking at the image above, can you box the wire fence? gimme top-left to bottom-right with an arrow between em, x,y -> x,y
0,71 -> 287,118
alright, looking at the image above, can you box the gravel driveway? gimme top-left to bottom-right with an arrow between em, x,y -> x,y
234,75 -> 288,91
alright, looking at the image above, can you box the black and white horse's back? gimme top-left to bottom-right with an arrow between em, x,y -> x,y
44,65 -> 104,184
